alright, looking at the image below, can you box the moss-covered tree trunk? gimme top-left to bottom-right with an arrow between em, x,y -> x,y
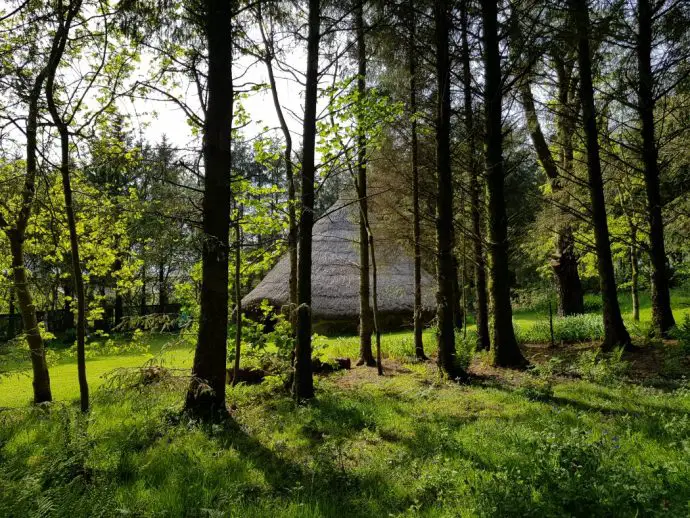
482,0 -> 526,368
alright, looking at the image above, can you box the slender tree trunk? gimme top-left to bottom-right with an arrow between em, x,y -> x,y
185,0 -> 234,418
9,235 -> 52,403
112,257 -> 124,327
140,263 -> 147,315
46,23 -> 89,410
293,0 -> 320,400
356,0 -> 375,367
369,234 -> 383,375
232,205 -> 242,386
631,243 -> 640,322
409,0 -> 427,360
258,7 -> 297,309
434,0 -> 465,380
158,263 -> 168,308
637,0 -> 675,336
482,0 -> 526,368
461,0 -> 490,350
572,0 -> 631,351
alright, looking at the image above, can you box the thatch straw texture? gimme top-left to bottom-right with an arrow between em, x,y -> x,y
242,197 -> 436,330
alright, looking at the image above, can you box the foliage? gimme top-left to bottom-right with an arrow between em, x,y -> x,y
515,314 -> 605,344
571,347 -> 630,384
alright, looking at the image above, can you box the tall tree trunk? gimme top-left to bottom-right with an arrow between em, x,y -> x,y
637,0 -> 675,336
434,0 -> 465,380
482,0 -> 526,368
409,0 -> 427,360
356,0 -> 375,367
232,204 -> 242,386
293,0 -> 320,400
185,0 -> 234,418
572,0 -> 631,351
520,77 -> 584,316
45,2 -> 88,409
461,0 -> 490,350
258,6 -> 297,309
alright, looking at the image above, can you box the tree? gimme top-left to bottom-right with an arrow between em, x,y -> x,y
407,0 -> 428,360
44,0 -> 88,412
460,0 -> 490,350
636,0 -> 675,336
571,0 -> 631,351
185,0 -> 234,418
293,0 -> 321,400
355,0 -> 376,367
434,0 -> 465,380
482,0 -> 527,368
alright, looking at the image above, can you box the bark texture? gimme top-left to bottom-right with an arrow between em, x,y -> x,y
482,0 -> 527,368
572,0 -> 631,351
293,0 -> 321,400
637,0 -> 675,335
185,0 -> 234,418
434,0 -> 466,380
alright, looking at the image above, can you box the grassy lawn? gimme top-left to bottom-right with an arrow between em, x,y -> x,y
1,291 -> 689,516
1,343 -> 689,517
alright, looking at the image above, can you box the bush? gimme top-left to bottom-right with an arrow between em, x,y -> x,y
515,314 -> 604,344
454,330 -> 476,371
571,347 -> 629,384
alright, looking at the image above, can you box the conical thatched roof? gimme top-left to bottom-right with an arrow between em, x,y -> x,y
242,197 -> 437,331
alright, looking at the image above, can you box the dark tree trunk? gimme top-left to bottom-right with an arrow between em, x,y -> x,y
461,0 -> 490,350
140,265 -> 147,314
553,228 -> 585,316
356,0 -> 375,367
293,0 -> 320,400
434,0 -> 466,380
45,3 -> 88,409
112,257 -> 124,327
572,0 -> 631,351
185,0 -> 234,418
520,78 -> 584,316
637,0 -> 675,335
451,254 -> 463,329
409,0 -> 427,360
62,279 -> 75,330
158,263 -> 168,308
482,0 -> 526,368
631,243 -> 640,322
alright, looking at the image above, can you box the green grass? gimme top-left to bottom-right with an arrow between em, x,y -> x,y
1,290 -> 689,516
1,353 -> 689,517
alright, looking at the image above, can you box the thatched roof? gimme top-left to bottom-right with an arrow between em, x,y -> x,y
242,197 -> 437,323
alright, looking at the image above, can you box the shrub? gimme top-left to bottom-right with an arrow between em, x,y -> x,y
571,347 -> 629,384
515,314 -> 604,344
